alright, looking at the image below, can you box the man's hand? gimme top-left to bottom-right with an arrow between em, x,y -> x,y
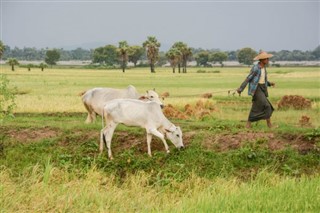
236,88 -> 242,94
270,82 -> 276,87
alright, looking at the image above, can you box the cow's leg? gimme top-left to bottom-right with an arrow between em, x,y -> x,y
83,101 -> 94,123
85,114 -> 92,123
149,128 -> 170,154
146,133 -> 153,157
99,129 -> 105,153
103,122 -> 117,159
91,111 -> 97,123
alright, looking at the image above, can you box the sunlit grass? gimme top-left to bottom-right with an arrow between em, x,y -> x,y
2,65 -> 319,126
1,165 -> 319,212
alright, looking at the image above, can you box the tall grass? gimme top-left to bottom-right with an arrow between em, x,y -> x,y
1,164 -> 319,212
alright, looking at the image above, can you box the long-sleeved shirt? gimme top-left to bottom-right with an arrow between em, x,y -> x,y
238,63 -> 271,96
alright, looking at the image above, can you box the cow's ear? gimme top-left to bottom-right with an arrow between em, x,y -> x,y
139,96 -> 147,100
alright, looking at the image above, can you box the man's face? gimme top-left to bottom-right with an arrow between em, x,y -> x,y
261,58 -> 269,65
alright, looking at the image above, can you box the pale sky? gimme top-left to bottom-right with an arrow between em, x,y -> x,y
1,0 -> 319,51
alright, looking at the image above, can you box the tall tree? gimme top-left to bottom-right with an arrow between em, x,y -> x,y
103,45 -> 118,66
45,49 -> 60,66
7,58 -> 19,71
166,48 -> 182,73
210,52 -> 228,67
237,47 -> 257,66
92,47 -> 106,64
172,42 -> 192,73
143,36 -> 161,73
92,45 -> 118,66
117,41 -> 129,73
128,45 -> 145,66
195,51 -> 210,66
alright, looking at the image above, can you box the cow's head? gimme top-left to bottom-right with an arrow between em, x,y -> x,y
165,126 -> 184,149
144,89 -> 164,108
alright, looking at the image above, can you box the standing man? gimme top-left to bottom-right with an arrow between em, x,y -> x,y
237,51 -> 275,128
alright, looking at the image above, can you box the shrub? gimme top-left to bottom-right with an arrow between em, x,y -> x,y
0,74 -> 16,122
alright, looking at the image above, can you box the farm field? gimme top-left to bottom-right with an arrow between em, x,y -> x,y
1,65 -> 320,212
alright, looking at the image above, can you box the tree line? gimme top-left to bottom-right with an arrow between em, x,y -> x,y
1,38 -> 319,73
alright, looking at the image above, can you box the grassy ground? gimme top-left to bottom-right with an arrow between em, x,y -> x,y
1,65 -> 319,212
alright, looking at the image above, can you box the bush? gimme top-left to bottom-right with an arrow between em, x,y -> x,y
0,74 -> 16,122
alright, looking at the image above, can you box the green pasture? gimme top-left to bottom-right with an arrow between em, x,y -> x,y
2,65 -> 320,126
1,65 -> 320,212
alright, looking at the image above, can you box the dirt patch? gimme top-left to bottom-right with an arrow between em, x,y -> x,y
203,132 -> 318,154
109,131 -> 195,155
278,95 -> 312,110
2,126 -> 59,143
2,126 -> 317,155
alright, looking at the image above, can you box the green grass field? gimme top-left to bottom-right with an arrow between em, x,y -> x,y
1,65 -> 320,212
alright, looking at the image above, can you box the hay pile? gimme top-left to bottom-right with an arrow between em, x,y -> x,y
163,99 -> 216,120
278,95 -> 312,110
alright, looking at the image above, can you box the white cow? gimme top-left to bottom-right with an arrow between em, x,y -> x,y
100,99 -> 184,159
81,85 -> 163,123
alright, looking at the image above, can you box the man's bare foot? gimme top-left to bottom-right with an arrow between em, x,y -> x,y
246,121 -> 251,128
267,119 -> 272,128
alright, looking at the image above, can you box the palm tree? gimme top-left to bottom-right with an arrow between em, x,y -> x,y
172,42 -> 192,73
165,48 -> 181,73
117,41 -> 129,73
7,58 -> 19,71
0,40 -> 4,59
143,36 -> 161,73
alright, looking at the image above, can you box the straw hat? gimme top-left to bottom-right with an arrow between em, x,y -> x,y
254,51 -> 273,60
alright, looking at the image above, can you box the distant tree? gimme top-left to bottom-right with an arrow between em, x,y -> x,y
172,42 -> 192,73
103,45 -> 118,66
157,52 -> 167,67
210,52 -> 228,67
117,41 -> 129,73
45,49 -> 60,66
143,36 -> 161,73
195,51 -> 210,66
227,51 -> 237,61
92,47 -> 106,64
92,45 -> 118,66
7,58 -> 19,71
70,48 -> 91,60
312,45 -> 320,60
128,45 -> 145,67
237,47 -> 257,66
26,64 -> 34,71
0,40 -> 4,59
39,63 -> 48,71
166,47 -> 182,73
